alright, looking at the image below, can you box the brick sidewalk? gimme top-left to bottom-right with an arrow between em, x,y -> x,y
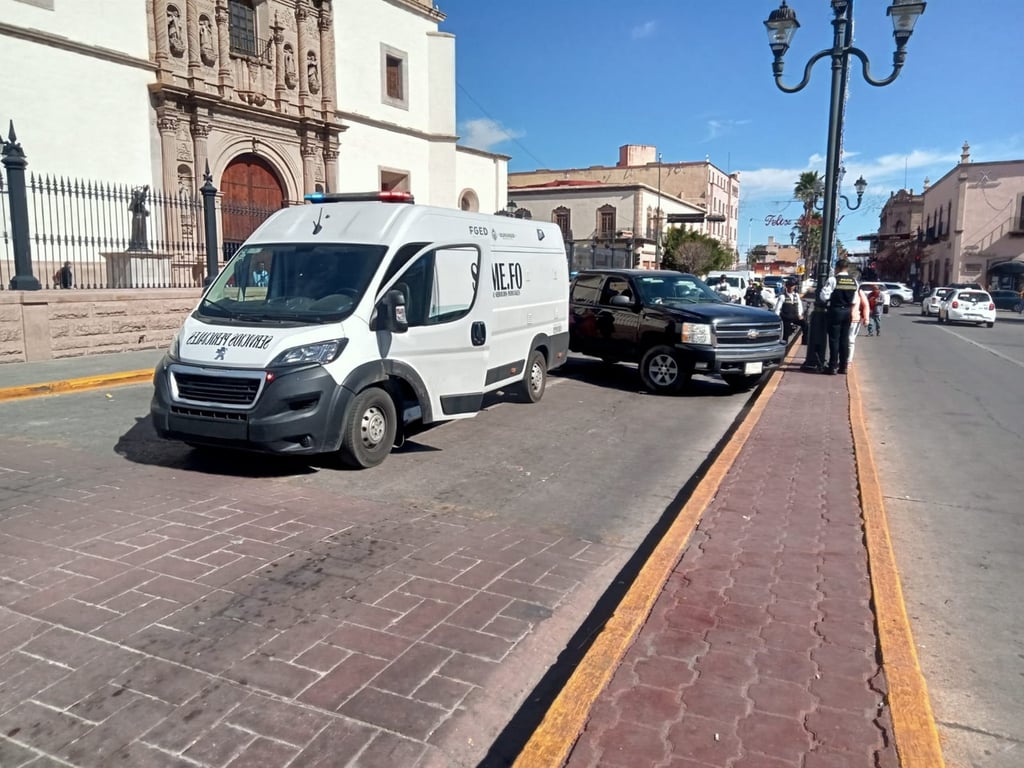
564,362 -> 898,767
0,438 -> 619,767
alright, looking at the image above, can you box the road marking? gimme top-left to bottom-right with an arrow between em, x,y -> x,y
0,370 -> 153,402
512,345 -> 799,768
940,327 -> 1024,368
849,366 -> 946,768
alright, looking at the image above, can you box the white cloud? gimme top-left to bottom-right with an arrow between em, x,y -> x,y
703,118 -> 751,142
458,118 -> 523,151
740,146 -> 962,201
631,21 -> 656,40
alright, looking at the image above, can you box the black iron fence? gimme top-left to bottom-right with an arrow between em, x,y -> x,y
0,122 -> 271,292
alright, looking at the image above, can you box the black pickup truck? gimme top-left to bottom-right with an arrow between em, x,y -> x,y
569,269 -> 786,394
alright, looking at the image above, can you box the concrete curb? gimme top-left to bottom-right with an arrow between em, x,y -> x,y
0,370 -> 153,402
849,367 -> 946,767
513,344 -> 801,767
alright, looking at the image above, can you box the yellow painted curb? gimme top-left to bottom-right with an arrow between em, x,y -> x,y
513,344 -> 802,768
848,366 -> 945,767
0,369 -> 153,402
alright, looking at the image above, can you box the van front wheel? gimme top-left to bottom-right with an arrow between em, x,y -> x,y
516,350 -> 547,403
339,388 -> 397,469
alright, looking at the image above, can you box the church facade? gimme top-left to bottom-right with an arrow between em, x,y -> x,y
0,0 -> 508,256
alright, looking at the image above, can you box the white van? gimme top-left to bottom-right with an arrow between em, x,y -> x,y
151,192 -> 570,468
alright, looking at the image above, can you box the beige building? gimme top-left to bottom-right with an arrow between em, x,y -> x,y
859,187 -> 925,280
915,143 -> 1024,288
505,179 -> 706,271
509,144 -> 741,255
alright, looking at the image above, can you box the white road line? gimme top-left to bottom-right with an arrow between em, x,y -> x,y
941,327 -> 1024,369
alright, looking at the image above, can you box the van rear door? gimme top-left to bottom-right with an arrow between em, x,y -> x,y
379,243 -> 489,421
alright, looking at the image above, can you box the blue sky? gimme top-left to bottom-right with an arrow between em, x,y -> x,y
438,0 -> 1022,255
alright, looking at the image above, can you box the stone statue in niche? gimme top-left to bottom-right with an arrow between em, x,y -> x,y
167,6 -> 186,57
199,16 -> 216,66
307,52 -> 320,94
283,44 -> 297,88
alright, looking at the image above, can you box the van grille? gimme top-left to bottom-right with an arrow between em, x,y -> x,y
173,372 -> 261,405
716,321 -> 783,345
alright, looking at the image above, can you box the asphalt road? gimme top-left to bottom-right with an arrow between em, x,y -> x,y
854,306 -> 1024,767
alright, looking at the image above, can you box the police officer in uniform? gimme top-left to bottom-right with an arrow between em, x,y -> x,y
818,257 -> 858,374
774,277 -> 805,342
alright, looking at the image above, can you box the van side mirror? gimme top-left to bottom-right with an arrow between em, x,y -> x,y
379,288 -> 408,333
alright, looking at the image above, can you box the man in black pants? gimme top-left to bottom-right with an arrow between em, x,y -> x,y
820,258 -> 858,374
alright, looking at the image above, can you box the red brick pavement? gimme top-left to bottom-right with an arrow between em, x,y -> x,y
0,437 -> 620,767
564,364 -> 899,768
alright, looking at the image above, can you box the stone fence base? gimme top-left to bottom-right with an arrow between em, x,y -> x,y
0,288 -> 202,363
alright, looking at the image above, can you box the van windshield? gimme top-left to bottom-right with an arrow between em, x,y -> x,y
198,243 -> 388,323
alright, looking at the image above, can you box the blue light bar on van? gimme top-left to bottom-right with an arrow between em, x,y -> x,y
303,191 -> 415,204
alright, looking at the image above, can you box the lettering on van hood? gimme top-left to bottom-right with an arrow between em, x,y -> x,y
185,331 -> 275,350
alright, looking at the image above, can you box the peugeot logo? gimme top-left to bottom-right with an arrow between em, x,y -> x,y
747,329 -> 759,339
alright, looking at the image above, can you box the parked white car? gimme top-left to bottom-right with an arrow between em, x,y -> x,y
920,287 -> 952,316
937,288 -> 996,327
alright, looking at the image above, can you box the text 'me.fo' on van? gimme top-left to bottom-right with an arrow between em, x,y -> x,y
150,192 -> 570,468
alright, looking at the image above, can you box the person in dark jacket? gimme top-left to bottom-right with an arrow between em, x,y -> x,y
54,261 -> 73,289
744,283 -> 765,307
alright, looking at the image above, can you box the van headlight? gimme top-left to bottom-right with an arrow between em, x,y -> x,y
681,323 -> 713,345
270,339 -> 348,366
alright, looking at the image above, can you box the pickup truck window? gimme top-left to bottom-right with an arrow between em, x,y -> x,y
600,278 -> 633,304
569,273 -> 603,306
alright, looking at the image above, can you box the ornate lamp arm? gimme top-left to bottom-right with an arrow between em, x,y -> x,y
771,48 -> 832,94
848,46 -> 906,88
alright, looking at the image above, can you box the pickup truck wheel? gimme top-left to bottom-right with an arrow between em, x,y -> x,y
339,388 -> 396,469
640,346 -> 690,394
722,374 -> 763,392
516,349 -> 547,403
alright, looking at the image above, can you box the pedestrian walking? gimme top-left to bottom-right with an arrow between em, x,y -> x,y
774,277 -> 805,342
867,285 -> 883,336
847,285 -> 870,363
820,257 -> 858,374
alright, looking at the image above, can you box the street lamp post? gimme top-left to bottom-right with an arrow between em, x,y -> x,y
656,152 -> 663,266
764,0 -> 925,371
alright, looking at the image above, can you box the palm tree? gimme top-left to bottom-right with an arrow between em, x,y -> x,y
794,171 -> 823,277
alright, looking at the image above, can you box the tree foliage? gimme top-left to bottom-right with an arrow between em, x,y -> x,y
660,228 -> 734,275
